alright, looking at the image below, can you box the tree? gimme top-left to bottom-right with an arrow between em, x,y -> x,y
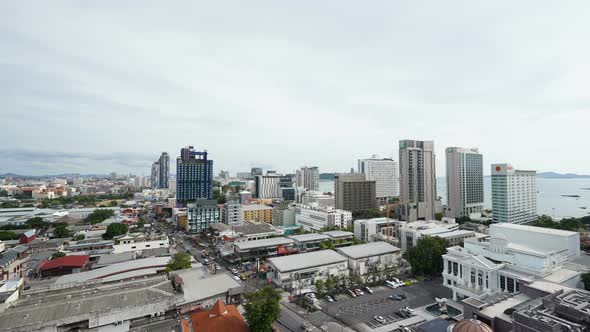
582,273 -> 590,291
243,286 -> 281,332
51,251 -> 66,259
295,226 -> 305,235
165,253 -> 192,272
353,208 -> 384,219
434,212 -> 444,221
406,236 -> 448,277
314,279 -> 326,297
85,209 -> 115,225
109,200 -> 118,207
325,275 -> 336,294
26,217 -> 49,230
319,240 -> 335,250
72,234 -> 85,241
0,190 -> 8,197
1,201 -> 20,208
53,223 -> 72,238
103,223 -> 129,239
213,188 -> 226,204
0,231 -> 18,241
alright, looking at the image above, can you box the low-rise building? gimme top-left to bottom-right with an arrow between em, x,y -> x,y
354,217 -> 393,242
287,233 -> 331,252
242,204 -> 273,223
222,201 -> 243,226
187,199 -> 221,233
272,205 -> 296,227
188,300 -> 248,332
336,242 -> 401,276
112,233 -> 169,254
38,255 -> 90,278
294,204 -> 352,231
267,250 -> 349,290
443,223 -> 581,301
322,230 -> 354,247
233,237 -> 297,261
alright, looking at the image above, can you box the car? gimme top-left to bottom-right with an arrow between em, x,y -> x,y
231,268 -> 239,275
385,280 -> 399,289
355,288 -> 364,296
374,316 -> 387,324
325,295 -> 334,303
396,309 -> 409,318
364,286 -> 373,294
239,274 -> 248,280
233,275 -> 241,281
203,258 -> 209,264
389,294 -> 403,301
347,289 -> 357,298
215,264 -> 221,270
304,292 -> 316,299
404,307 -> 415,315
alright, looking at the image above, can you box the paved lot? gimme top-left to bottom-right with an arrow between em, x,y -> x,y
321,279 -> 452,330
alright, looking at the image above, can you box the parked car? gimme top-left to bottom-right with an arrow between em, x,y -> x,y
231,268 -> 239,275
396,309 -> 409,318
364,286 -> 373,294
404,307 -> 415,315
389,294 -> 403,301
347,289 -> 357,298
374,316 -> 387,324
203,258 -> 209,264
386,280 -> 398,289
325,295 -> 334,303
355,288 -> 364,296
215,264 -> 221,270
233,275 -> 241,282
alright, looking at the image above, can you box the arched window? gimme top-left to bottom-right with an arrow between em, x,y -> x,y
470,271 -> 476,284
478,272 -> 483,287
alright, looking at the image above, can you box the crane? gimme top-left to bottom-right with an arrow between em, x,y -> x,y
385,200 -> 410,242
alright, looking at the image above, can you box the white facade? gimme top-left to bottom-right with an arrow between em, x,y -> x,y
354,218 -> 393,243
112,234 -> 170,253
295,204 -> 352,231
398,140 -> 437,221
222,201 -> 243,226
300,191 -> 335,208
396,218 -> 464,252
336,242 -> 401,276
442,223 -> 581,301
255,175 -> 282,198
267,250 -> 349,289
491,163 -> 537,224
296,166 -> 319,192
445,147 -> 484,218
358,156 -> 399,205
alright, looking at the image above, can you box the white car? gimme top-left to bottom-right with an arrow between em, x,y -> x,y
231,268 -> 239,275
374,316 -> 386,324
386,280 -> 399,289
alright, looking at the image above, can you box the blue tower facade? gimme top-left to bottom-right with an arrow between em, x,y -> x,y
176,146 -> 213,206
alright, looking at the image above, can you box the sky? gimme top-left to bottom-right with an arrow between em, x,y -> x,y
1,1 -> 590,177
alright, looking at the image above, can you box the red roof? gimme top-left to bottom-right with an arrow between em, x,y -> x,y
39,255 -> 89,271
191,300 -> 248,332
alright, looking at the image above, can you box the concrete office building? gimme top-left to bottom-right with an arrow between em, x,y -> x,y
491,163 -> 537,224
296,166 -> 319,191
272,205 -> 296,227
222,201 -> 243,226
398,139 -> 437,221
150,152 -> 170,189
254,175 -> 282,199
334,173 -> 376,213
358,155 -> 399,205
300,191 -> 335,208
445,147 -> 484,218
336,242 -> 401,276
294,205 -> 352,231
187,199 -> 220,233
492,164 -> 537,224
442,223 -> 580,301
176,147 -> 213,206
150,161 -> 160,189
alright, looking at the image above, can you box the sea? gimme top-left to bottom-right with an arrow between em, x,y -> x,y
319,178 -> 590,219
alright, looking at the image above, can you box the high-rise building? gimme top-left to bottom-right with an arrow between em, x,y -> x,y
398,140 -> 437,221
358,156 -> 399,205
296,166 -> 320,191
176,146 -> 213,206
158,152 -> 169,189
187,199 -> 220,233
491,163 -> 537,224
150,162 -> 160,189
254,175 -> 282,198
334,173 -> 376,212
251,167 -> 263,177
445,147 -> 484,218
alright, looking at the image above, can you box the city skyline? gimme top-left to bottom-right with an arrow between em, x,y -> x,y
2,2 -> 590,176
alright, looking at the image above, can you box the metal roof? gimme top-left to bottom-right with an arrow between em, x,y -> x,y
287,233 -> 330,243
233,237 -> 294,250
336,241 -> 400,259
267,250 -> 347,273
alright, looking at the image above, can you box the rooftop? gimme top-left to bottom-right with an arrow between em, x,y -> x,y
287,233 -> 330,242
268,250 -> 347,273
336,241 -> 400,259
233,237 -> 294,251
492,223 -> 579,237
190,300 -> 248,332
170,268 -> 242,304
322,230 -> 354,239
241,204 -> 273,211
479,293 -> 530,320
434,230 -> 475,239
39,255 -> 89,271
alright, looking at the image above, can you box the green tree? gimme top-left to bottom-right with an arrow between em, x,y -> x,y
103,223 -> 129,239
51,251 -> 66,259
243,286 -> 281,332
25,217 -> 49,230
85,209 -> 115,225
0,190 -> 8,197
295,226 -> 305,235
1,201 -> 20,208
165,253 -> 192,272
582,273 -> 590,291
213,188 -> 226,204
325,276 -> 336,294
72,234 -> 85,241
109,200 -> 118,207
0,231 -> 18,241
559,218 -> 583,231
53,223 -> 72,238
434,212 -> 444,221
314,279 -> 326,297
406,236 -> 448,277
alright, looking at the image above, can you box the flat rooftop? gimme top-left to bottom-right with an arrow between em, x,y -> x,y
336,241 -> 400,259
480,293 -> 531,320
268,250 -> 347,273
492,223 -> 579,237
287,233 -> 330,242
322,230 -> 354,239
234,237 -> 294,251
241,204 -> 273,211
434,230 -> 475,238
171,268 -> 242,304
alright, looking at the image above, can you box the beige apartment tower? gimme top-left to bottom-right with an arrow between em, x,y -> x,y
398,140 -> 437,221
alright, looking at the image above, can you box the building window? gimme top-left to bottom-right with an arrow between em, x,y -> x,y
477,273 -> 483,287
470,271 -> 475,285
500,276 -> 506,291
447,261 -> 452,274
452,262 -> 458,276
507,277 -> 515,293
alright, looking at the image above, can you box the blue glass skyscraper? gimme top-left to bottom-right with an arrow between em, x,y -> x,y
176,146 -> 213,206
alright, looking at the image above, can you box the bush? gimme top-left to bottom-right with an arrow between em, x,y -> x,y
103,223 -> 128,239
85,209 -> 115,225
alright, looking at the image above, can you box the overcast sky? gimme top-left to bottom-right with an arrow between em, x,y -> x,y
1,1 -> 589,177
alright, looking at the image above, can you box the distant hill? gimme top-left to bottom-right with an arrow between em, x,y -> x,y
319,173 -> 335,180
0,173 -> 107,179
537,172 -> 590,179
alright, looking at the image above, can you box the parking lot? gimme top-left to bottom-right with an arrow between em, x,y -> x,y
320,279 -> 452,329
